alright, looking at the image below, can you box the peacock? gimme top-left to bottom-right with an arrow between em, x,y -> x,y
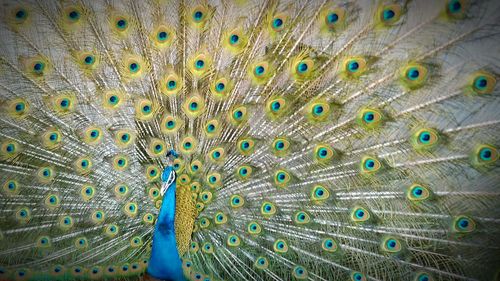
0,0 -> 499,280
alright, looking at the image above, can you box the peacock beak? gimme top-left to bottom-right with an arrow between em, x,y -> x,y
160,168 -> 176,196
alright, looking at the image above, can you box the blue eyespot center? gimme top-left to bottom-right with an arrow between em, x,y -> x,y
348,61 -> 359,72
276,141 -> 284,150
407,68 -> 420,80
327,13 -> 339,23
364,112 -> 374,122
356,209 -> 365,218
15,103 -> 25,112
255,66 -> 265,76
273,18 -> 283,28
190,102 -> 198,110
458,218 -> 469,229
418,275 -> 429,281
383,9 -> 395,20
234,110 -> 243,119
216,82 -> 225,92
69,10 -> 80,20
387,239 -> 397,248
90,130 -> 99,138
6,144 -> 14,152
449,0 -> 462,13
117,19 -> 127,28
195,60 -> 204,69
184,142 -> 192,148
166,120 -> 175,128
474,76 -> 487,89
129,63 -> 139,72
193,11 -> 203,21
158,31 -> 168,40
241,141 -> 249,149
16,10 -> 26,19
419,132 -> 431,143
297,63 -> 308,73
365,159 -> 375,169
318,148 -> 328,158
313,105 -> 324,115
108,95 -> 118,104
60,99 -> 69,108
168,80 -> 176,89
143,105 -> 151,113
272,101 -> 281,111
121,134 -> 129,141
84,56 -> 94,64
230,34 -> 239,44
413,187 -> 423,196
34,63 -> 44,72
265,205 -> 272,211
479,148 -> 492,160
207,124 -> 215,132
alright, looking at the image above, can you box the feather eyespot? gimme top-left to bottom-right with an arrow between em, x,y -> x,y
311,185 -> 330,202
202,242 -> 214,254
378,4 -> 402,25
261,201 -> 277,217
453,215 -> 476,233
227,234 -> 240,247
351,206 -> 371,223
407,184 -> 432,202
273,239 -> 288,253
322,238 -> 339,253
470,71 -> 496,95
446,0 -> 468,19
360,156 -> 382,174
230,194 -> 245,208
237,165 -> 253,180
381,236 -> 403,254
293,211 -> 311,225
411,128 -> 440,151
274,169 -> 291,188
401,63 -> 429,89
293,266 -> 308,279
351,272 -> 367,281
254,256 -> 268,269
414,272 -> 433,281
247,221 -> 261,234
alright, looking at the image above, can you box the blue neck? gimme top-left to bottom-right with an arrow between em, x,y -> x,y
147,166 -> 185,281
